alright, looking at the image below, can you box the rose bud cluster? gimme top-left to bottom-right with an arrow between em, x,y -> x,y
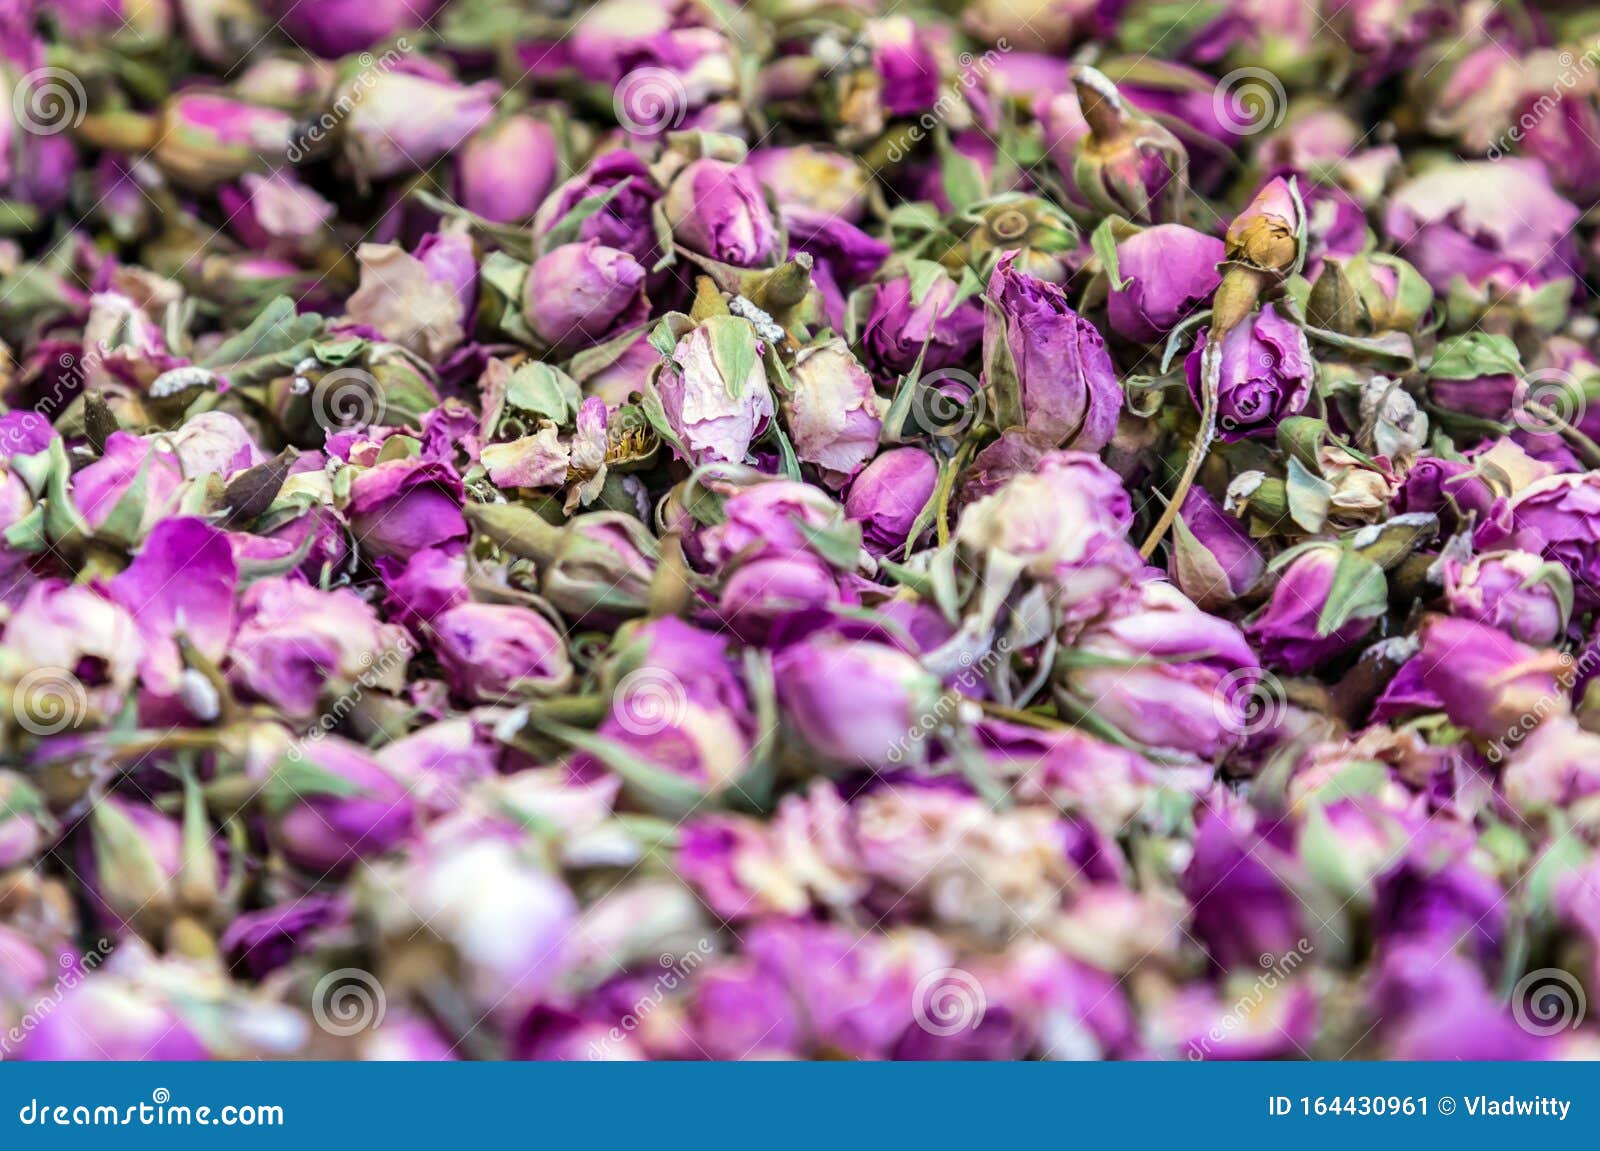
0,0 -> 1598,1067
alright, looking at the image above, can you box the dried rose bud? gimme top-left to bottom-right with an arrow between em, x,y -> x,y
652,315 -> 775,465
524,240 -> 649,353
457,112 -> 559,225
1069,66 -> 1188,224
663,158 -> 781,269
784,339 -> 882,484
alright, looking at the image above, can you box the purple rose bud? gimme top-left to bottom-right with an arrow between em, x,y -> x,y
1504,473 -> 1600,611
109,516 -> 237,702
983,251 -> 1121,449
458,113 -> 559,224
229,577 -> 410,718
144,92 -> 296,189
1169,486 -> 1265,608
860,266 -> 984,379
71,431 -> 184,538
1181,799 -> 1304,970
0,923 -> 51,1005
689,959 -> 803,1060
653,315 -> 775,465
1384,160 -> 1580,310
663,158 -> 780,268
1069,67 -> 1189,224
746,146 -> 870,223
1185,303 -> 1313,442
1224,176 -> 1305,274
166,411 -> 265,480
583,618 -> 760,794
378,716 -> 500,816
1394,456 -> 1500,536
346,457 -> 469,560
260,736 -> 417,873
1414,614 -> 1565,743
1246,544 -> 1386,674
220,894 -> 349,980
219,170 -> 334,256
773,635 -> 943,768
1502,717 -> 1600,817
956,451 -> 1139,617
5,580 -> 143,724
339,71 -> 500,181
1370,943 -> 1543,1061
693,476 -> 851,570
869,16 -> 943,118
267,0 -> 441,58
13,962 -> 209,1061
1516,84 -> 1600,202
431,601 -> 573,703
518,512 -> 659,622
1107,224 -> 1224,343
1062,580 -> 1258,758
784,339 -> 882,484
784,208 -> 890,330
1441,549 -> 1569,647
82,796 -> 184,935
845,447 -> 939,556
524,240 -> 649,352
1372,827 -> 1504,966
534,150 -> 662,268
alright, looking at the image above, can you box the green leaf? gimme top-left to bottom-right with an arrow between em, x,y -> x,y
199,296 -> 323,384
505,361 -> 581,425
1429,332 -> 1523,381
1285,455 -> 1333,533
905,260 -> 947,308
791,513 -> 862,572
1090,218 -> 1128,290
704,314 -> 759,401
937,133 -> 986,214
1316,548 -> 1388,638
